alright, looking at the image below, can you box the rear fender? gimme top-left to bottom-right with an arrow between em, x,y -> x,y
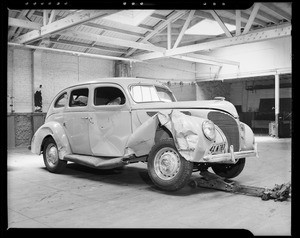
31,121 -> 71,160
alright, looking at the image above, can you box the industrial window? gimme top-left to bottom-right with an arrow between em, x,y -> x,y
69,88 -> 89,107
54,92 -> 67,108
94,86 -> 126,106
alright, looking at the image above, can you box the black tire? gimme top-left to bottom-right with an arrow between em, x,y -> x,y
211,158 -> 246,179
43,137 -> 67,173
147,139 -> 193,191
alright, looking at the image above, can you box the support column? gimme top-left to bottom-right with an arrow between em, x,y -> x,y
274,73 -> 280,137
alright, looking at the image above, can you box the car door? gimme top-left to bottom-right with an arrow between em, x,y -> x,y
63,86 -> 92,155
89,83 -> 132,157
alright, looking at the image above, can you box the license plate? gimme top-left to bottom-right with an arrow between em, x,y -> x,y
209,143 -> 226,154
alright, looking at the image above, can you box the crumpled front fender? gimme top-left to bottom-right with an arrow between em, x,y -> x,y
126,110 -> 218,162
31,121 -> 71,160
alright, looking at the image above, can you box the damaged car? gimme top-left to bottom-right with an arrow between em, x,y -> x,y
30,77 -> 258,191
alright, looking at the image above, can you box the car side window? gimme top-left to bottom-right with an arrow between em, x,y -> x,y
54,92 -> 67,108
69,88 -> 89,107
94,86 -> 125,106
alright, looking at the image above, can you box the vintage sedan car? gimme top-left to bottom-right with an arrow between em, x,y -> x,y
30,77 -> 258,191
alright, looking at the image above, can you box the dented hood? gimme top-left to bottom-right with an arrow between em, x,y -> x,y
131,100 -> 238,118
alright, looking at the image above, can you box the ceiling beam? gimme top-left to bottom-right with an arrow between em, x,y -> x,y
43,10 -> 49,26
125,10 -> 188,57
25,10 -> 150,35
226,9 -> 267,26
150,13 -> 167,21
48,10 -> 56,24
8,10 -> 30,40
210,10 -> 232,37
167,23 -> 172,49
138,24 -> 154,31
132,23 -> 291,61
173,10 -> 196,49
84,22 -> 144,38
8,17 -> 41,30
49,37 -> 127,54
184,53 -> 240,66
12,10 -> 36,40
8,42 -> 141,62
61,30 -> 166,53
236,10 -> 241,36
242,3 -> 261,34
262,2 -> 291,22
149,34 -> 207,45
13,10 -> 120,44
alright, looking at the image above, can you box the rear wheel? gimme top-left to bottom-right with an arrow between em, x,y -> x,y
211,158 -> 245,178
43,137 -> 67,173
147,139 -> 193,191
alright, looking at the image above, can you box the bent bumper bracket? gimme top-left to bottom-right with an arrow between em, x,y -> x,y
202,143 -> 258,164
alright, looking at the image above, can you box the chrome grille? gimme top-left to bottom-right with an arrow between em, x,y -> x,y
208,111 -> 240,152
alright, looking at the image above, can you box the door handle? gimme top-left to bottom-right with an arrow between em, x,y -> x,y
88,117 -> 94,124
81,116 -> 94,124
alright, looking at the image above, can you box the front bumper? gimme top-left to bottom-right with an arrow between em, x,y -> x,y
203,143 -> 258,164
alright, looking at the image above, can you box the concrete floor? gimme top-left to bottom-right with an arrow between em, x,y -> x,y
7,135 -> 291,235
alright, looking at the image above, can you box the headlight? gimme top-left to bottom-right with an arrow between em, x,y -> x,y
202,120 -> 216,141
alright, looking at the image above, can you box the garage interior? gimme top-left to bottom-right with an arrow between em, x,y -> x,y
6,2 -> 292,235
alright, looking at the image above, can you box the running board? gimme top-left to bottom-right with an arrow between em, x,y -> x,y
63,154 -> 127,169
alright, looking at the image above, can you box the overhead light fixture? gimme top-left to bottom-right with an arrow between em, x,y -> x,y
103,10 -> 155,26
185,19 -> 236,36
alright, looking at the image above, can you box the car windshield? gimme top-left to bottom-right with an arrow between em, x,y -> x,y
130,85 -> 176,103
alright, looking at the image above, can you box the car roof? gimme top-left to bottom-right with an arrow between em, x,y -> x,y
63,77 -> 167,90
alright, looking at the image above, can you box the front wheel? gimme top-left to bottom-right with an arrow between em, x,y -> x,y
43,137 -> 67,173
211,158 -> 245,178
147,139 -> 193,191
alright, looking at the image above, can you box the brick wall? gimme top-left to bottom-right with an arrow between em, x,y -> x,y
7,47 -> 114,114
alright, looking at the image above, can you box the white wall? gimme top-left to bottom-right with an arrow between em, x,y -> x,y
131,58 -> 197,100
7,48 -> 33,113
196,37 -> 291,80
132,58 -> 196,82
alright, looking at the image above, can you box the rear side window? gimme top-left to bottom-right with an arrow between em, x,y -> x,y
54,92 -> 67,108
69,88 -> 89,107
94,86 -> 126,106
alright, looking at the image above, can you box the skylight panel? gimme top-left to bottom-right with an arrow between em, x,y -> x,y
185,19 -> 236,35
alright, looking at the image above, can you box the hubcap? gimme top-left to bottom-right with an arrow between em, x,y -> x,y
154,147 -> 181,180
46,143 -> 58,167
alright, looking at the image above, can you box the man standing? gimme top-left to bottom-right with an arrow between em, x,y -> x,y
34,85 -> 43,112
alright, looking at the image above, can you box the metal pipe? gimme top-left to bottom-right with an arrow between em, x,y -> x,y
275,73 -> 280,137
8,42 -> 142,63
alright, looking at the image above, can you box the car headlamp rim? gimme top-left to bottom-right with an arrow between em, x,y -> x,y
202,120 -> 216,141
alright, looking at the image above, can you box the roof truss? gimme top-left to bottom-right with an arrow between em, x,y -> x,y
13,10 -> 120,44
132,23 -> 291,61
8,6 -> 291,66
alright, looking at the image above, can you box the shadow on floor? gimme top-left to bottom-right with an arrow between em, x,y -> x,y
40,162 -> 217,197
